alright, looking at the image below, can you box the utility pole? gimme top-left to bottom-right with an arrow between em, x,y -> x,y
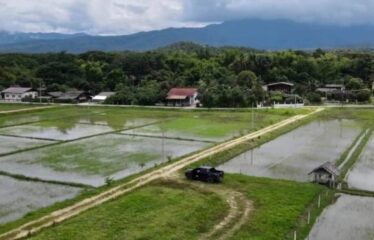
251,102 -> 254,130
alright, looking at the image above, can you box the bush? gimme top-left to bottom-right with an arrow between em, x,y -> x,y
306,92 -> 322,104
355,89 -> 371,102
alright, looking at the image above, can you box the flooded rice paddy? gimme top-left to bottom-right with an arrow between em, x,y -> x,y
0,175 -> 80,225
219,119 -> 361,182
346,135 -> 374,191
0,134 -> 210,186
308,194 -> 374,240
0,122 -> 115,141
0,136 -> 53,155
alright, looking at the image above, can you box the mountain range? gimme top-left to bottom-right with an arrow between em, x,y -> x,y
0,19 -> 374,53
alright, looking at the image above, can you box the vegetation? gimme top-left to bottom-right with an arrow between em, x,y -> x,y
27,183 -> 227,240
0,45 -> 373,107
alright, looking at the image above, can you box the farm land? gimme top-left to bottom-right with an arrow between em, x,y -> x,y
0,105 -> 373,240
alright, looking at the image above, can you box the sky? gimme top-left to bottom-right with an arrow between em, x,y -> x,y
0,0 -> 373,35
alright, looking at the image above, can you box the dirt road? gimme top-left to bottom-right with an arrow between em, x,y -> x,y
0,106 -> 54,115
0,108 -> 324,240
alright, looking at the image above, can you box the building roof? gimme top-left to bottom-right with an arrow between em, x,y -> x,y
167,88 -> 198,99
47,91 -> 63,98
325,84 -> 345,88
266,82 -> 294,87
309,162 -> 339,176
57,91 -> 85,100
93,92 -> 115,101
1,87 -> 33,94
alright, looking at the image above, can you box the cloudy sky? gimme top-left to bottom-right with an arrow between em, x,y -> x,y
0,0 -> 373,35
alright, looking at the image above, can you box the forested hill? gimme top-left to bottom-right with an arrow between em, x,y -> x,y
0,46 -> 372,106
1,19 -> 374,53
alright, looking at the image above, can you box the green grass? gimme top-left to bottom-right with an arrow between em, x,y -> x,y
0,104 -> 43,111
27,182 -> 227,240
223,174 -> 324,240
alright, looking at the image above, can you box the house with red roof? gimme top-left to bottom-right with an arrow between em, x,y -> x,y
166,88 -> 199,107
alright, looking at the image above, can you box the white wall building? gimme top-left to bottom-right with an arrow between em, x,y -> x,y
1,87 -> 37,102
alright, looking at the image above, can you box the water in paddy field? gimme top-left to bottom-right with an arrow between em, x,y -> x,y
308,194 -> 374,240
218,119 -> 361,182
0,136 -> 53,155
0,134 -> 210,187
0,175 -> 80,225
346,135 -> 374,191
0,123 -> 114,141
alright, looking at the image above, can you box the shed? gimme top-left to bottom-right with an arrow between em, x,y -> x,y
92,92 -> 115,103
166,88 -> 198,107
309,162 -> 339,188
56,90 -> 90,103
263,82 -> 294,94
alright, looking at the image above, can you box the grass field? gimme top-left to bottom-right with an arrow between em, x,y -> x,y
0,104 -> 43,112
22,175 -> 323,240
27,182 -> 227,240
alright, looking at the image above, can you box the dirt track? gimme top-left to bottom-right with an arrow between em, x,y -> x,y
0,106 -> 54,114
0,108 -> 324,240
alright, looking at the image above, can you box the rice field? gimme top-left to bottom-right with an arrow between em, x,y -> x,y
346,135 -> 374,191
0,134 -> 210,186
219,119 -> 361,182
0,135 -> 53,155
308,194 -> 374,240
0,175 -> 80,225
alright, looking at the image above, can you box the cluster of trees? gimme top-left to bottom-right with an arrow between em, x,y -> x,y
0,42 -> 373,106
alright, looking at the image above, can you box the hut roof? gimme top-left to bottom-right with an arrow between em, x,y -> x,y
1,87 -> 33,94
309,162 -> 339,176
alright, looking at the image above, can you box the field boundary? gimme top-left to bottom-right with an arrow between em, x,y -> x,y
0,108 -> 324,240
0,106 -> 55,115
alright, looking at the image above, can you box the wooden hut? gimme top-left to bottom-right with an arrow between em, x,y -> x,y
309,162 -> 339,188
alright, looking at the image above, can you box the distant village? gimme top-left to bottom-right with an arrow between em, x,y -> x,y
1,81 -> 373,107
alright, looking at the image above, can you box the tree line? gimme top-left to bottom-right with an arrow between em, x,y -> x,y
0,42 -> 373,106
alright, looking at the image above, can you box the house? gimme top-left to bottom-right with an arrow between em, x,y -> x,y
47,91 -> 63,99
316,84 -> 345,94
166,88 -> 199,107
309,162 -> 339,188
92,92 -> 115,103
263,82 -> 294,94
1,87 -> 38,102
55,90 -> 91,103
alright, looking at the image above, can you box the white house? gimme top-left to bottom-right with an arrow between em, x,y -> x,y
92,92 -> 115,103
1,87 -> 37,102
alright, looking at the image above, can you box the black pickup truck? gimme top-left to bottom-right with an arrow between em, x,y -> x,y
185,166 -> 224,183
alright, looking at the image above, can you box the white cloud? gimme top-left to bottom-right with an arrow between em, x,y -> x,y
0,0 -> 374,35
0,0 -> 203,35
182,0 -> 374,26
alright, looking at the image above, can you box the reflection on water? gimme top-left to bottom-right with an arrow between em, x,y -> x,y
309,194 -> 374,240
0,175 -> 80,225
0,134 -> 210,187
0,136 -> 52,155
0,123 -> 114,141
219,119 -> 360,182
347,135 -> 374,191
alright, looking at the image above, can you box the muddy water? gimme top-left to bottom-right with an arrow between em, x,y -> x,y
219,120 -> 360,182
309,194 -> 374,240
0,136 -> 52,155
0,134 -> 209,187
346,135 -> 374,191
0,176 -> 80,225
0,123 -> 114,141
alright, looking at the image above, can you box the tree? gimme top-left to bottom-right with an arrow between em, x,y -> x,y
346,77 -> 364,90
237,70 -> 257,88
